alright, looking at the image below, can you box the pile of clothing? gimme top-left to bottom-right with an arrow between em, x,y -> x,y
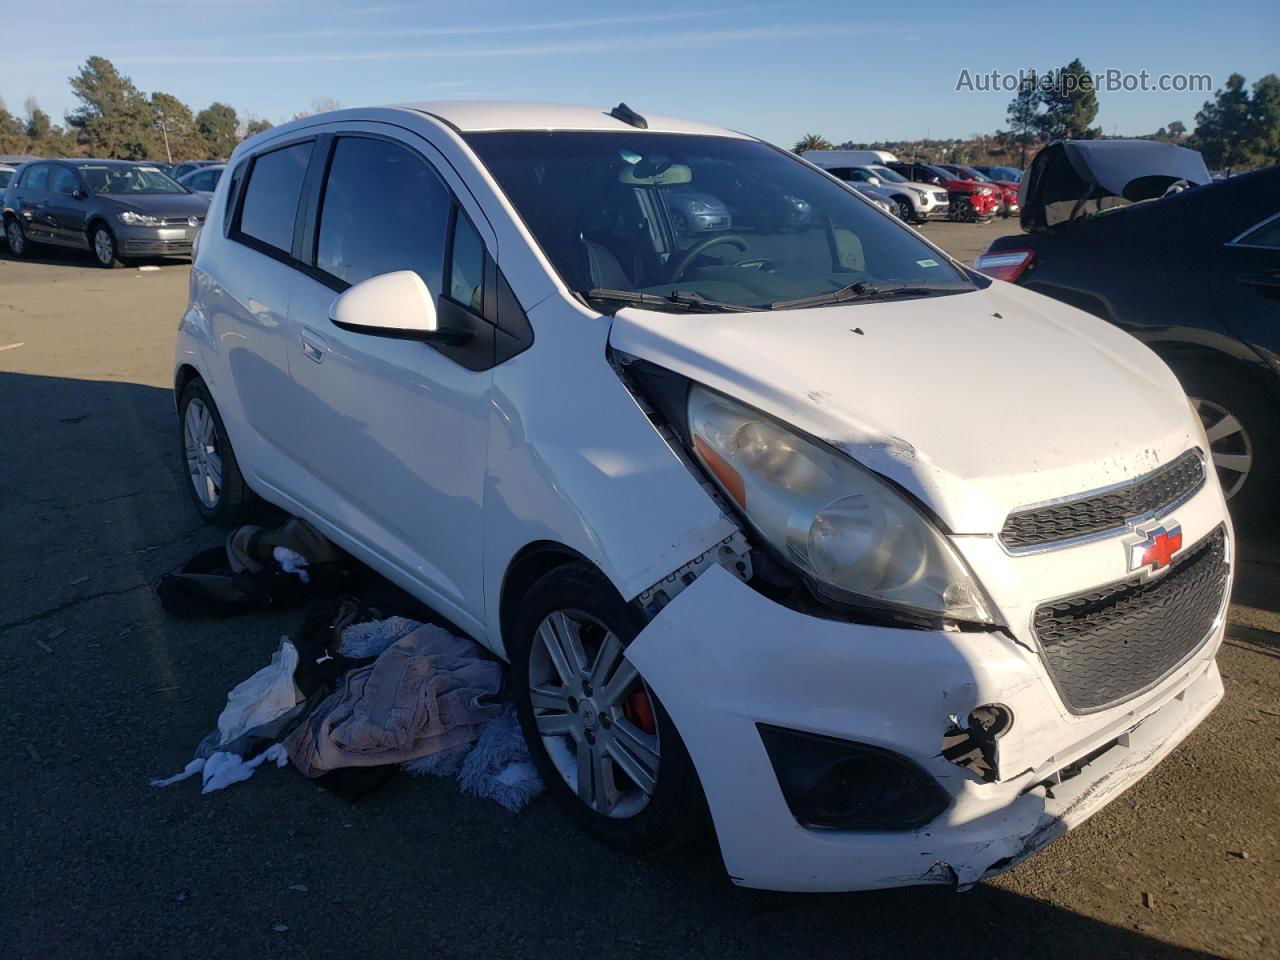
151,518 -> 543,811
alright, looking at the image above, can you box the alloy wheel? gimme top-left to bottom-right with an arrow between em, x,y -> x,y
896,199 -> 913,221
183,398 -> 223,508
1192,396 -> 1253,500
7,221 -> 24,255
529,609 -> 660,819
93,228 -> 115,266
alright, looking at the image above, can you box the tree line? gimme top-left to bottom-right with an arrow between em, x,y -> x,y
0,56 -> 278,161
794,59 -> 1280,174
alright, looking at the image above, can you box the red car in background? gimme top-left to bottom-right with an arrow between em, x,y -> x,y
939,163 -> 1020,218
885,161 -> 999,221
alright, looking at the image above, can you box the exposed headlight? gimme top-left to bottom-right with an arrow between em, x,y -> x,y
686,200 -> 709,214
908,187 -> 928,199
118,211 -> 163,226
688,385 -> 994,623
977,186 -> 993,195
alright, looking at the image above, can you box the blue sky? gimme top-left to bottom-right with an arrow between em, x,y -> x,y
2,0 -> 1277,147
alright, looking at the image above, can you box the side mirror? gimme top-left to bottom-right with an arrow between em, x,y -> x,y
73,189 -> 87,200
328,270 -> 472,345
866,176 -> 881,186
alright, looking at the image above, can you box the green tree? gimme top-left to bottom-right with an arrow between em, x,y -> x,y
1167,120 -> 1187,139
1036,59 -> 1100,140
196,102 -> 239,159
151,92 -> 207,162
243,116 -> 272,139
793,133 -> 833,153
67,56 -> 161,158
1005,70 -> 1041,166
0,97 -> 27,153
1193,73 -> 1260,169
1247,74 -> 1280,167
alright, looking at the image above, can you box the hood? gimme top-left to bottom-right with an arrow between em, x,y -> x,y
609,282 -> 1200,535
105,192 -> 211,218
1020,139 -> 1210,232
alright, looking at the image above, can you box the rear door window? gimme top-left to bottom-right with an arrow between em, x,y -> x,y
238,141 -> 313,254
314,135 -> 451,291
24,164 -> 50,191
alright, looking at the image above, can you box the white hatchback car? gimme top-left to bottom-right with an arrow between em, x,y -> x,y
175,101 -> 1232,893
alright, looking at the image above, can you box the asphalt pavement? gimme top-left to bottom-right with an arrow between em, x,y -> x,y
1,223 -> 1276,959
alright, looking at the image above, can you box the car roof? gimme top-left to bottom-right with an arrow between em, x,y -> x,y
395,100 -> 750,138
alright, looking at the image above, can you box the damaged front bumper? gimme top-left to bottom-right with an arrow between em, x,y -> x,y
624,564 -> 1224,892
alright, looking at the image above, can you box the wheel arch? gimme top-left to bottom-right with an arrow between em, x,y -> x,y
498,540 -> 603,661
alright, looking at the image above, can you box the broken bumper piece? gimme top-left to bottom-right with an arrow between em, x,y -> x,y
624,564 -> 1224,893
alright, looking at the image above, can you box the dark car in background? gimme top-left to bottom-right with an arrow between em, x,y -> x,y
169,160 -> 217,181
3,159 -> 209,266
177,163 -> 225,198
977,140 -> 1280,527
974,164 -> 1022,182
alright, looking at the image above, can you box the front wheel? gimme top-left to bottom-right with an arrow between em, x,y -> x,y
1176,362 -> 1280,533
91,224 -> 121,268
895,198 -> 913,222
511,563 -> 704,854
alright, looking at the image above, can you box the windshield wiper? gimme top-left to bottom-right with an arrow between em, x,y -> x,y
584,288 -> 755,313
771,282 -> 959,311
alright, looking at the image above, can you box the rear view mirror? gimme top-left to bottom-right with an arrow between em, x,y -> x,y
328,270 -> 472,344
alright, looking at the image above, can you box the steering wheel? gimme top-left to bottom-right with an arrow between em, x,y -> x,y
668,234 -> 748,282
732,257 -> 777,272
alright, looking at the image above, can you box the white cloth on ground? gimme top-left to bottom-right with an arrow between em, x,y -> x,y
215,638 -> 301,747
273,546 -> 310,583
200,744 -> 288,794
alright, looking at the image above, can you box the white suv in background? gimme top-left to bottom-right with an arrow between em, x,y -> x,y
175,101 -> 1231,893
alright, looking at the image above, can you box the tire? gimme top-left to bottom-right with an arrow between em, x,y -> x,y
951,197 -> 974,223
177,378 -> 254,526
90,223 -> 122,268
510,562 -> 704,855
6,218 -> 29,257
1173,361 -> 1280,532
894,197 -> 913,222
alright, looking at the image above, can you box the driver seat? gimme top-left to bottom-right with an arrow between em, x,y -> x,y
584,241 -> 632,290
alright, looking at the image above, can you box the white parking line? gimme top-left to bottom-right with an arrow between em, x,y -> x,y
0,342 -> 25,352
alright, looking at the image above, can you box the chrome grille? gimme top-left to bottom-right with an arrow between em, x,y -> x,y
1001,450 -> 1205,551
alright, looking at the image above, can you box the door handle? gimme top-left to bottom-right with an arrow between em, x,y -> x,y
299,328 -> 327,364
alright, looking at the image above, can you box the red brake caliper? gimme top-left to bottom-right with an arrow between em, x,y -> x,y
623,690 -> 657,734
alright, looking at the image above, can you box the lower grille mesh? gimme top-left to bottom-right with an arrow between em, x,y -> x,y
1033,526 -> 1228,713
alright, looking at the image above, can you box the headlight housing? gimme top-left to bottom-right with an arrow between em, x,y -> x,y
686,200 -> 709,214
688,385 -> 993,624
118,211 -> 162,226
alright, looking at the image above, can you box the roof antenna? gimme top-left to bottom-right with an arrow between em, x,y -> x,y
608,102 -> 648,129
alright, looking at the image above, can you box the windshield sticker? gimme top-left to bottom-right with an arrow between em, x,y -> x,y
917,258 -> 940,268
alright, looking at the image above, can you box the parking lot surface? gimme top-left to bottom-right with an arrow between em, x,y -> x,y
2,222 -> 1277,960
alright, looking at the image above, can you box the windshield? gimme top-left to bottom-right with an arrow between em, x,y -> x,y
957,166 -> 991,182
465,132 -> 972,311
78,164 -> 188,196
866,164 -> 907,183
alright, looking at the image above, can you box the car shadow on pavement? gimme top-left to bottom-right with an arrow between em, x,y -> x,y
0,242 -> 187,270
0,370 -> 1238,960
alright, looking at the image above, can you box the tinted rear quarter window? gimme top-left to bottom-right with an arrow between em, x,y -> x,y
315,136 -> 450,291
239,142 -> 313,254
